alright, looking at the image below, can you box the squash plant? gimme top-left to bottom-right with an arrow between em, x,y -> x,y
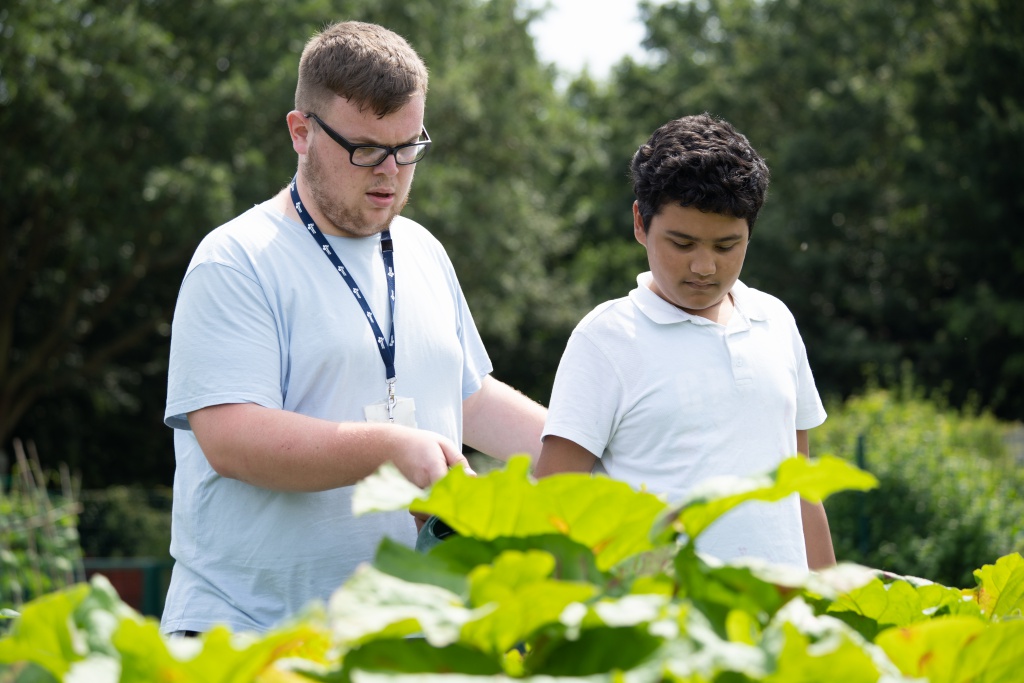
2,455 -> 1023,682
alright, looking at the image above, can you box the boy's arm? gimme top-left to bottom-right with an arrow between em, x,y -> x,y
534,435 -> 598,477
797,429 -> 838,569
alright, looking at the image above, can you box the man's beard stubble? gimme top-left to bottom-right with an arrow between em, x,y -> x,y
303,142 -> 409,238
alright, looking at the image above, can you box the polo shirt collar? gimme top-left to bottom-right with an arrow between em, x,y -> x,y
629,272 -> 768,325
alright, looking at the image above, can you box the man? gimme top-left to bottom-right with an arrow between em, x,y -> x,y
161,21 -> 546,635
536,113 -> 836,571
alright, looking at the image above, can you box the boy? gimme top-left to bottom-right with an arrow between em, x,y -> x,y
536,113 -> 835,570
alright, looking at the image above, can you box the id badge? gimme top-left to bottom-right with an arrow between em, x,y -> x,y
364,397 -> 417,428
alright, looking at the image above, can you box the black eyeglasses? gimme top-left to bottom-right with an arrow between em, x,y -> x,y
304,113 -> 431,167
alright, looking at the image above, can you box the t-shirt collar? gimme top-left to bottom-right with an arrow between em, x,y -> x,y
628,272 -> 768,325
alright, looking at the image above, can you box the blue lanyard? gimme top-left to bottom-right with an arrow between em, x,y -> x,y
289,176 -> 399,416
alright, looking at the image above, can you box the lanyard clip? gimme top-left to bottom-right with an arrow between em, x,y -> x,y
386,378 -> 397,423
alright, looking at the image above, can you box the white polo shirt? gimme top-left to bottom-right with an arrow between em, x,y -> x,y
542,273 -> 826,568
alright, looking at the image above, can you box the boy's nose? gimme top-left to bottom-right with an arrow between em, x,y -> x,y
690,251 -> 716,276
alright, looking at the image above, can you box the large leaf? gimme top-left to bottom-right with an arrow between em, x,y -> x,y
826,577 -> 981,640
876,616 -> 1024,683
524,626 -> 664,677
429,535 -> 605,585
373,538 -> 469,597
351,464 -> 426,516
0,584 -> 90,679
765,622 -> 886,683
414,457 -> 668,570
972,553 -> 1024,621
114,619 -> 332,683
327,566 -> 479,649
656,456 -> 878,541
460,550 -> 597,655
341,638 -> 503,678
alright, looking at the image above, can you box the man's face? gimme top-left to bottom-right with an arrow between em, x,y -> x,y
302,93 -> 425,238
634,201 -> 749,321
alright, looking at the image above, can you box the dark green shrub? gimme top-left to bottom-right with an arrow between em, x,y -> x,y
77,486 -> 172,560
819,385 -> 1024,586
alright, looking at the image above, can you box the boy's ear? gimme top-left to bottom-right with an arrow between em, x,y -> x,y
633,201 -> 648,246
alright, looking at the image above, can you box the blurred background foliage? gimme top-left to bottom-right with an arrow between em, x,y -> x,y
818,374 -> 1024,587
1,0 -> 1022,577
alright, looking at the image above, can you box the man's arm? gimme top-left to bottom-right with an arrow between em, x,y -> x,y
189,403 -> 470,491
534,435 -> 598,477
462,375 -> 547,464
797,429 -> 837,570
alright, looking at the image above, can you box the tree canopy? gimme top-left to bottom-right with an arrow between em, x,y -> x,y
1,0 -> 1021,485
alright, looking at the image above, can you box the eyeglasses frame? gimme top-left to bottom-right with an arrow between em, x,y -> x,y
304,112 -> 431,167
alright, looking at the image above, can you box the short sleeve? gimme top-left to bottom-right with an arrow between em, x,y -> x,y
792,327 -> 827,431
164,262 -> 284,430
541,331 -> 623,458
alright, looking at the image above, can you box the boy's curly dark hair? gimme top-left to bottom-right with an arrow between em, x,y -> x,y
630,113 -> 770,235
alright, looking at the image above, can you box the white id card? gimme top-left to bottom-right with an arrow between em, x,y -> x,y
364,397 -> 417,427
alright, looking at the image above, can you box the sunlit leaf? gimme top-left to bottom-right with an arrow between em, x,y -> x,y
328,566 -> 479,649
407,456 -> 668,569
973,553 -> 1024,620
826,576 -> 981,641
657,456 -> 878,541
461,550 -> 597,654
351,463 -> 426,516
876,616 -> 1024,683
0,584 -> 90,679
765,622 -> 884,683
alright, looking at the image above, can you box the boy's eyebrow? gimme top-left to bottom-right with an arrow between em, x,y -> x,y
665,230 -> 747,243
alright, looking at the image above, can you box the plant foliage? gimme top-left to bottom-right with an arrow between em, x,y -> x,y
3,455 -> 1023,681
818,383 -> 1024,586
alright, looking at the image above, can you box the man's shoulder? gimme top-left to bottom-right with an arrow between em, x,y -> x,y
389,216 -> 441,245
187,201 -> 293,272
201,201 -> 284,247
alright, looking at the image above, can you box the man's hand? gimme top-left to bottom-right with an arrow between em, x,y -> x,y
390,427 -> 474,489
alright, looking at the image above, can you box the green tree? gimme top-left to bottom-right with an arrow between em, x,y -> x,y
570,0 -> 1024,418
1,0 -> 589,484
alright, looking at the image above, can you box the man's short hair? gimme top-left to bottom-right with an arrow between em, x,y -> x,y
295,21 -> 428,118
630,113 -> 770,235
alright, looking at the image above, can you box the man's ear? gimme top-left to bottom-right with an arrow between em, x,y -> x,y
286,110 -> 312,155
633,201 -> 648,246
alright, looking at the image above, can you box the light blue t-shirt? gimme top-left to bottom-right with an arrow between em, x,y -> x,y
161,199 -> 491,634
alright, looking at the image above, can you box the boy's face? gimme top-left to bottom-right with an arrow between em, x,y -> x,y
634,201 -> 749,321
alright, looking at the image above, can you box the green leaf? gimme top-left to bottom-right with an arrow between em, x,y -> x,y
0,661 -> 61,683
373,537 -> 468,597
876,616 -> 1024,683
342,639 -> 502,677
973,553 -> 1024,620
765,622 -> 883,683
657,456 -> 878,541
428,534 -> 605,585
460,550 -> 597,654
351,464 -> 426,516
826,576 -> 980,640
0,584 -> 90,680
409,456 -> 668,569
327,566 -> 477,649
114,618 -> 333,683
526,626 -> 664,676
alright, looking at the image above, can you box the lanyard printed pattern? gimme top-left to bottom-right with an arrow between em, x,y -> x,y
289,176 -> 399,416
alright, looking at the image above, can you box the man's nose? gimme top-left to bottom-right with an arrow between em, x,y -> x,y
373,153 -> 401,176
